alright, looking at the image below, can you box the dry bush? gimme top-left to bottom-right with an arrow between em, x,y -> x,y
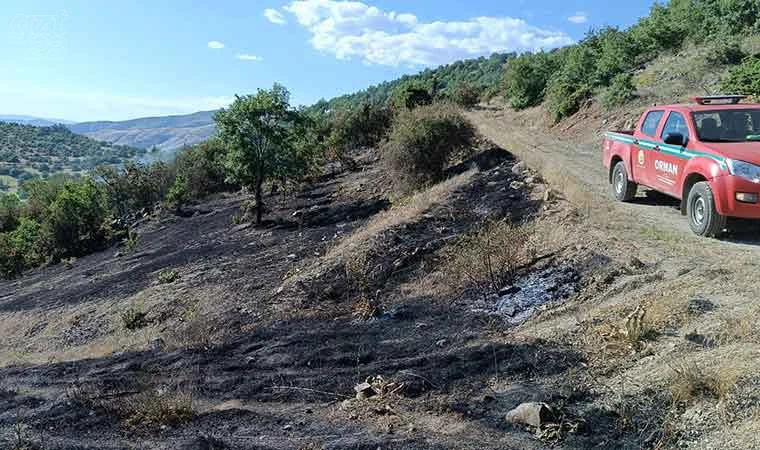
121,304 -> 148,331
668,361 -> 737,403
441,220 -> 535,298
382,103 -> 475,193
158,269 -> 180,284
114,387 -> 194,429
163,312 -> 215,350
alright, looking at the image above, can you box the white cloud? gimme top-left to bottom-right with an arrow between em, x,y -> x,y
264,8 -> 288,25
207,40 -> 225,49
236,53 -> 263,61
280,0 -> 573,67
567,12 -> 588,24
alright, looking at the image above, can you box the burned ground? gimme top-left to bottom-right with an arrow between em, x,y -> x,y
0,139 -> 738,450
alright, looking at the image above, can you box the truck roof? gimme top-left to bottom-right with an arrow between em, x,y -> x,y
665,103 -> 760,113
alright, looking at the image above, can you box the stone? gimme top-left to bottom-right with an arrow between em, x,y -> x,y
512,161 -> 527,175
505,402 -> 555,428
354,382 -> 377,400
510,181 -> 525,190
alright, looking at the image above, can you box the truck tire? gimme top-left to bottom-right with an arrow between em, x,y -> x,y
612,161 -> 637,202
687,182 -> 726,237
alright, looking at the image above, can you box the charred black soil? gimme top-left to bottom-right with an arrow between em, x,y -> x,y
0,147 -> 670,450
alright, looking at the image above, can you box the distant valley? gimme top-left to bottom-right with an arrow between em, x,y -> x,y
68,110 -> 217,152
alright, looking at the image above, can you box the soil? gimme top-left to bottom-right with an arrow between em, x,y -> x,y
1,105 -> 758,450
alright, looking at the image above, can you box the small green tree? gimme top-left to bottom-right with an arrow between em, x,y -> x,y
215,84 -> 302,225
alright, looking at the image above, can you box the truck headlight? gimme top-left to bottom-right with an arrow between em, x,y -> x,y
726,159 -> 760,183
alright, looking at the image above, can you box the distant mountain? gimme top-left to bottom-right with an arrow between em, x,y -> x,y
68,110 -> 218,151
0,115 -> 75,127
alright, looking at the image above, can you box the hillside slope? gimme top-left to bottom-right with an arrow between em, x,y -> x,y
0,122 -> 146,191
69,110 -> 217,151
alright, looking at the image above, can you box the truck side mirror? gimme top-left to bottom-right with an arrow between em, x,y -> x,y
664,133 -> 687,147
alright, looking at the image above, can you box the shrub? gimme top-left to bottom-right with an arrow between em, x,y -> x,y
326,102 -> 391,161
43,179 -> 111,260
115,388 -> 194,429
392,80 -> 433,110
593,28 -> 639,86
124,229 -> 139,252
629,3 -> 687,58
602,73 -> 636,109
0,193 -> 20,233
0,233 -> 25,279
453,82 -> 481,108
502,52 -> 559,109
173,140 -> 230,199
705,37 -> 746,66
720,54 -> 760,96
165,175 -> 189,213
8,218 -> 45,268
121,305 -> 148,330
381,103 -> 476,192
441,220 -> 535,299
158,269 -> 179,284
545,45 -> 597,122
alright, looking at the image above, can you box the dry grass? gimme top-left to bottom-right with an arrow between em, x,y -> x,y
715,313 -> 760,345
440,220 -> 536,298
114,387 -> 194,429
668,360 -> 738,403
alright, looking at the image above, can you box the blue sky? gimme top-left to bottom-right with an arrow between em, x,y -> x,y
0,0 -> 656,122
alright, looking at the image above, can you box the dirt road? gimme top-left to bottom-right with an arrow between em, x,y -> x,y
469,107 -> 760,253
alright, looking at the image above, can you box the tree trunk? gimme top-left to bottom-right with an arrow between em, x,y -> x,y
255,178 -> 264,225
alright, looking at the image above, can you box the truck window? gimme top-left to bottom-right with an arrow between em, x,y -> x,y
660,112 -> 689,140
641,111 -> 664,137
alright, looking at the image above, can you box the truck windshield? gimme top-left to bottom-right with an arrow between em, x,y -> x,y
693,109 -> 760,142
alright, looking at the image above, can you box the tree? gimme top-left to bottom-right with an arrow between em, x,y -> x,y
215,84 -> 302,225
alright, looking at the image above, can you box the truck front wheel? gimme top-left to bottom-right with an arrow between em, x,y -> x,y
612,162 -> 637,202
687,182 -> 726,237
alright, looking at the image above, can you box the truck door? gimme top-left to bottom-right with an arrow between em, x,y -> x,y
653,111 -> 689,197
633,110 -> 665,188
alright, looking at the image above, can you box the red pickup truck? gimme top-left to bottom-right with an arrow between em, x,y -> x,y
603,96 -> 760,237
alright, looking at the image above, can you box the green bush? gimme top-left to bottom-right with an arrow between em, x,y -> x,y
325,102 -> 391,162
0,233 -> 25,279
502,52 -> 559,109
0,193 -> 20,233
381,103 -> 475,192
593,28 -> 639,86
165,175 -> 188,213
720,55 -> 760,96
629,3 -> 687,58
545,45 -> 597,122
43,179 -> 111,260
603,73 -> 637,109
706,37 -> 746,66
174,140 -> 230,199
9,218 -> 45,267
720,0 -> 760,33
392,80 -> 433,110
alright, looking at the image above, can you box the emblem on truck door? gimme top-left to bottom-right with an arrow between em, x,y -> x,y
638,149 -> 645,166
